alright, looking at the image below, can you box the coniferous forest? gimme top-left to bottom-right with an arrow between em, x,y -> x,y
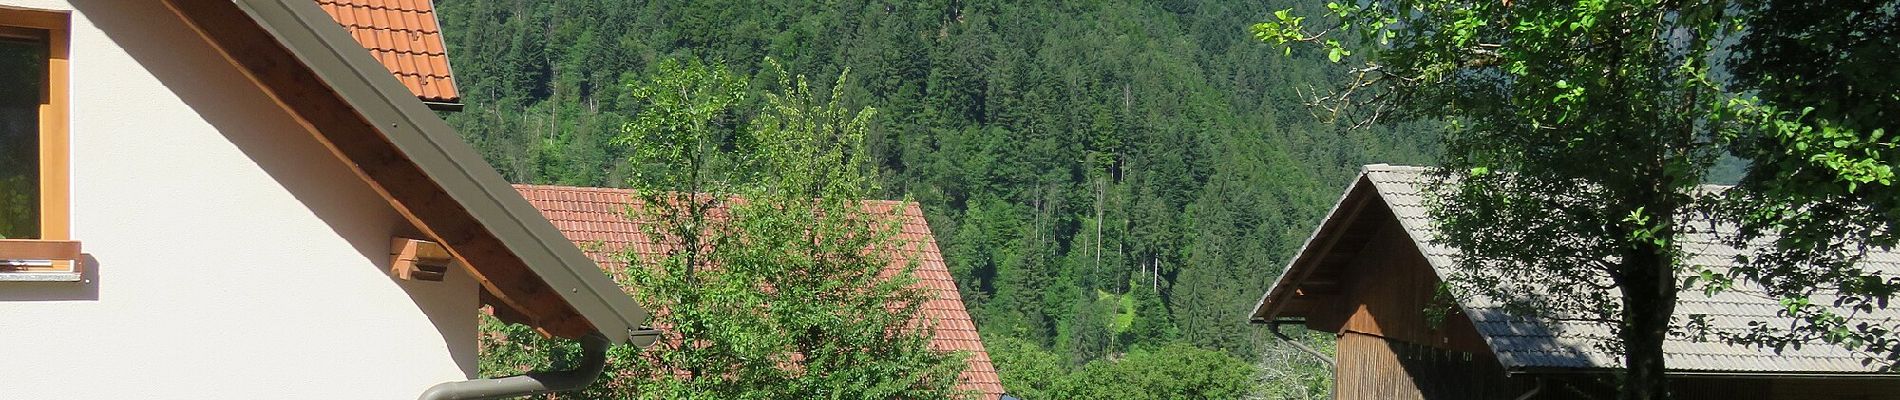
437,0 -> 1439,395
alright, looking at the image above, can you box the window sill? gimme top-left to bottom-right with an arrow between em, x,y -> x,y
0,240 -> 84,282
0,271 -> 81,282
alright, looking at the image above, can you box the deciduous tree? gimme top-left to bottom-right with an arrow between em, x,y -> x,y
480,59 -> 967,399
1257,1 -> 1741,398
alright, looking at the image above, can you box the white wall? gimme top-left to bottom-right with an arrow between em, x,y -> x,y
0,1 -> 480,398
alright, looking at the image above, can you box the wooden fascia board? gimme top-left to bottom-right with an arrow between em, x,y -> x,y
1252,175 -> 1380,323
160,0 -> 615,340
244,0 -> 648,343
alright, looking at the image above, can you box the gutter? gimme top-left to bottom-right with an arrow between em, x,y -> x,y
419,332 -> 611,400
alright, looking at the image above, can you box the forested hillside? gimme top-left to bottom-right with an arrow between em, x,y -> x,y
436,0 -> 1436,391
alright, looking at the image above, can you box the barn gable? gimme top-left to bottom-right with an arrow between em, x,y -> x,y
1253,164 -> 1900,375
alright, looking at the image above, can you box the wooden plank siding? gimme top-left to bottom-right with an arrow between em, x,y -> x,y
1307,216 -> 1490,354
1337,332 -> 1528,399
1761,377 -> 1900,399
1307,207 -> 1531,399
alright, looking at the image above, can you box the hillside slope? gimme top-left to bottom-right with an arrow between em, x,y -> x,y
434,0 -> 1436,382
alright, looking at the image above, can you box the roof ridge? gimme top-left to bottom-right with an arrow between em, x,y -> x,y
513,183 -> 639,193
1362,163 -> 1430,172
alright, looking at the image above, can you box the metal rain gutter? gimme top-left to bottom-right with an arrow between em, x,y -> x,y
418,332 -> 611,400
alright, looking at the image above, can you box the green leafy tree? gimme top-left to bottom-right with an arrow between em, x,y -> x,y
987,337 -> 1261,400
1051,342 -> 1258,400
1256,1 -> 1741,398
985,336 -> 1066,400
612,60 -> 967,399
478,59 -> 966,399
1711,0 -> 1900,370
1258,0 -> 1900,395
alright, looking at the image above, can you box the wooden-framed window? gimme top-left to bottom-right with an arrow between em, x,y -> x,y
0,6 -> 77,279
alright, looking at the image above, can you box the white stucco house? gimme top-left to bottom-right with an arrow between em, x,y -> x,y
0,1 -> 653,399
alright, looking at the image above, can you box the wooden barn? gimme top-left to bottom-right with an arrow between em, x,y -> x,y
1248,164 -> 1900,399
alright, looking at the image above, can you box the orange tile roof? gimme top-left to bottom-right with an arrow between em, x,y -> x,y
313,0 -> 460,104
515,184 -> 1006,400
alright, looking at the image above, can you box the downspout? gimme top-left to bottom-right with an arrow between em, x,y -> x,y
419,332 -> 611,400
1513,377 -> 1544,400
1269,319 -> 1335,370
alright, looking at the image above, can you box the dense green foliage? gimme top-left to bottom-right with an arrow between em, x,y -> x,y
439,0 -> 1440,396
1714,0 -> 1900,369
481,61 -> 966,399
986,336 -> 1309,400
619,62 -> 966,398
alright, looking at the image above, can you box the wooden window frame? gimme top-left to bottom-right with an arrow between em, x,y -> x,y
0,6 -> 77,279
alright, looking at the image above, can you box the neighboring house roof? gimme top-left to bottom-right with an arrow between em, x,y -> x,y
162,0 -> 649,345
514,184 -> 1008,400
312,0 -> 460,107
1252,164 -> 1900,375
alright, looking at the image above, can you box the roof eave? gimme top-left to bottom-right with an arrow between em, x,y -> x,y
165,0 -> 648,344
1507,366 -> 1900,380
1248,169 -> 1381,323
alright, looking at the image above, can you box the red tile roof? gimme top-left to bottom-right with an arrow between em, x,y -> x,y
514,184 -> 1006,399
313,0 -> 460,104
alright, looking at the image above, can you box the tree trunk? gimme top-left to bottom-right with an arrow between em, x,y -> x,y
1617,215 -> 1679,400
1095,176 -> 1104,275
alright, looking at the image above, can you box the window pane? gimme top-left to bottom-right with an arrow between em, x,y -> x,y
0,36 -> 45,239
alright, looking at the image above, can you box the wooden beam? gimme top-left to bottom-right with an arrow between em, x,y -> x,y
482,290 -> 535,326
0,5 -> 69,30
162,0 -> 595,339
389,237 -> 451,281
1296,286 -> 1342,296
0,239 -> 80,261
35,7 -> 68,242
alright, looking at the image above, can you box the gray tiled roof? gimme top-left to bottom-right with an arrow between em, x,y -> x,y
1362,164 -> 1899,373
